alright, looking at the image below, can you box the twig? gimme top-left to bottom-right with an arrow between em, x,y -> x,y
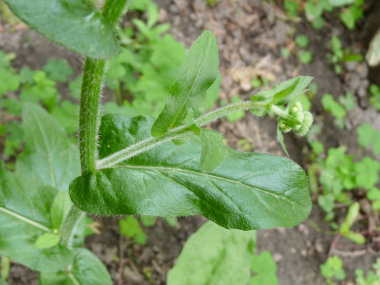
328,234 -> 341,257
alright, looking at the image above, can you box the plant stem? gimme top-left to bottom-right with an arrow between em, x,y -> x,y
59,206 -> 85,249
270,104 -> 288,118
61,0 -> 129,246
96,100 -> 267,169
79,58 -> 105,173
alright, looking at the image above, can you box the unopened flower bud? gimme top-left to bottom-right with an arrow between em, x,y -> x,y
294,111 -> 313,136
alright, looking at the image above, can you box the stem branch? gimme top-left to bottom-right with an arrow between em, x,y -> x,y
96,100 -> 267,169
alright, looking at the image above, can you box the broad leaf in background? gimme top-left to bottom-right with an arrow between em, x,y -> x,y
151,31 -> 219,136
39,249 -> 112,285
249,251 -> 278,285
200,129 -> 227,172
0,167 -> 73,272
251,76 -> 313,107
16,103 -> 80,190
4,0 -> 120,59
70,115 -> 311,230
167,221 -> 255,285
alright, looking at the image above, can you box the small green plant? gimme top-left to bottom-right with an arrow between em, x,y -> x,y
338,202 -> 365,244
328,36 -> 363,74
304,0 -> 333,29
302,0 -> 363,30
337,0 -> 364,30
120,216 -> 147,245
249,251 -> 278,285
298,50 -> 313,64
284,0 -> 299,19
320,256 -> 346,285
317,147 -> 380,221
355,258 -> 380,285
295,35 -> 309,48
357,123 -> 380,156
369,84 -> 380,111
322,93 -> 346,128
294,35 -> 312,64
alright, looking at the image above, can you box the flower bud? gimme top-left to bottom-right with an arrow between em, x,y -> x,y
294,111 -> 313,136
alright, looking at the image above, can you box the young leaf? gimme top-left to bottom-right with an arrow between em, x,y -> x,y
4,0 -> 120,59
357,123 -> 380,156
151,31 -> 219,136
167,221 -> 255,285
249,251 -> 278,285
200,129 -> 227,172
16,103 -> 80,190
0,167 -> 73,272
251,76 -> 313,107
39,249 -> 112,285
69,115 -> 311,230
43,59 -> 73,82
50,191 -> 72,230
34,233 -> 60,249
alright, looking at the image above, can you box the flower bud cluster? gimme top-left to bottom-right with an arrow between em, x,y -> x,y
277,102 -> 313,136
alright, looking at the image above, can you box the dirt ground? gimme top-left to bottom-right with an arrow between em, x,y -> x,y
1,0 -> 380,284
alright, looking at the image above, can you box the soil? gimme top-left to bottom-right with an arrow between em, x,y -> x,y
1,0 -> 379,284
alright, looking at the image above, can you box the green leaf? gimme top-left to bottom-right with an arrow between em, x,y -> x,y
167,221 -> 255,285
4,0 -> 120,59
43,59 -> 73,82
140,215 -> 156,227
151,31 -> 219,136
249,251 -> 278,285
298,50 -> 312,64
251,76 -> 313,107
200,129 -> 227,172
39,249 -> 112,285
320,256 -> 346,280
0,167 -> 73,272
16,103 -> 80,190
34,233 -> 60,249
329,0 -> 355,6
322,94 -> 346,119
355,157 -> 380,190
295,35 -> 309,48
50,191 -> 72,230
357,123 -> 380,155
343,53 -> 363,62
119,216 -> 147,245
70,115 -> 311,230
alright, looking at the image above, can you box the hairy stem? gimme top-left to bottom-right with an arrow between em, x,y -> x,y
61,0 -> 128,246
96,100 -> 267,169
79,58 -> 105,173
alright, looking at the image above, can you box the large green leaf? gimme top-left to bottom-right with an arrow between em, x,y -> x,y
39,249 -> 112,285
4,0 -> 120,59
151,31 -> 219,136
167,221 -> 255,285
0,167 -> 73,272
16,103 -> 80,190
70,115 -> 311,230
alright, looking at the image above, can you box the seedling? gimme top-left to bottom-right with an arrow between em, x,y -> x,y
328,36 -> 363,74
320,256 -> 346,285
322,93 -> 346,128
369,84 -> 380,111
1,0 -> 313,283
